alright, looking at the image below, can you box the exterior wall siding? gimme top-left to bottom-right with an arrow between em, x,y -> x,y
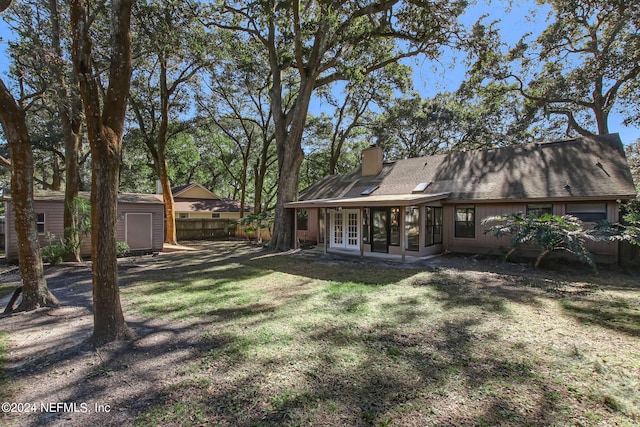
116,202 -> 165,252
443,201 -> 620,263
295,208 -> 319,244
295,200 -> 622,264
6,199 -> 164,261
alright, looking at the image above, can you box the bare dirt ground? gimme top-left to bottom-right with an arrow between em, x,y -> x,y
0,242 -> 636,426
0,244 -> 227,427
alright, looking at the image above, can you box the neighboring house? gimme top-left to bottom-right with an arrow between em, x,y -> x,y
286,134 -> 637,264
156,183 -> 252,219
4,191 -> 165,261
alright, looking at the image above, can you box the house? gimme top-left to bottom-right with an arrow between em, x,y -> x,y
4,191 -> 165,261
156,183 -> 252,219
286,134 -> 637,264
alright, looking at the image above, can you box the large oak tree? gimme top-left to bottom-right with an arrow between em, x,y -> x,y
466,0 -> 640,136
212,0 -> 467,250
129,0 -> 208,244
0,2 -> 59,312
0,78 -> 60,312
4,0 -> 87,261
70,0 -> 134,345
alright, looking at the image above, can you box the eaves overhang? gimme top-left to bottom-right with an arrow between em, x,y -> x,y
285,192 -> 450,209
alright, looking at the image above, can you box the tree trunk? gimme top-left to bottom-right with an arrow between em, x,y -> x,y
90,127 -> 132,344
269,67 -> 314,250
157,158 -> 177,245
49,0 -> 84,262
534,249 -> 551,269
270,141 -> 304,250
0,78 -> 59,312
62,128 -> 82,262
239,152 -> 249,218
51,156 -> 63,190
70,0 -> 134,345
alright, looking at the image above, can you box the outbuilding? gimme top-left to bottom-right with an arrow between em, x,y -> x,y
4,191 -> 164,261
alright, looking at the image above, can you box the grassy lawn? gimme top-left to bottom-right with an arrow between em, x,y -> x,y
120,242 -> 640,426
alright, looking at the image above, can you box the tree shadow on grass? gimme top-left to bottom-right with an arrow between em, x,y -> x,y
152,316 -> 564,427
2,241 -> 637,426
561,297 -> 640,337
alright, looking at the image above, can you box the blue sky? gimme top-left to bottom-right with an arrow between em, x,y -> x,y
1,1 -> 638,144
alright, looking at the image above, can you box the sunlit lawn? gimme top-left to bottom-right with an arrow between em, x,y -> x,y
120,242 -> 640,426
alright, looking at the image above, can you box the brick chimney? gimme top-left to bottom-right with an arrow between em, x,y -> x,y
361,146 -> 383,176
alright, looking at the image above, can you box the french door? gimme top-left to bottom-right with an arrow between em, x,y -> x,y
330,209 -> 360,250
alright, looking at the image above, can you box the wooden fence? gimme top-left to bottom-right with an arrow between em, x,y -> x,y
174,218 -> 272,242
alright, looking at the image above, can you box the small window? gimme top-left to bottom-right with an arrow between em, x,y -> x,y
297,209 -> 308,231
36,213 -> 45,234
455,206 -> 475,238
566,203 -> 607,222
425,206 -> 443,246
527,204 -> 553,217
405,206 -> 420,251
211,213 -> 221,218
179,213 -> 189,219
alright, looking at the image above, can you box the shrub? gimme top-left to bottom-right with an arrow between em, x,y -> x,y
482,213 -> 596,269
116,241 -> 130,258
40,232 -> 70,265
593,200 -> 640,246
41,243 -> 67,265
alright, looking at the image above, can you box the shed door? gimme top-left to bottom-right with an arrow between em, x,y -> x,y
126,213 -> 153,250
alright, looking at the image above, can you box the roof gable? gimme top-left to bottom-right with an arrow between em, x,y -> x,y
299,134 -> 637,203
172,184 -> 220,200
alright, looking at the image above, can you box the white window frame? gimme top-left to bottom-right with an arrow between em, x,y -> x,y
36,213 -> 46,235
330,209 -> 360,250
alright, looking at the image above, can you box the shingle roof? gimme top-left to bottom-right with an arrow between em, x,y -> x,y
4,191 -> 165,205
298,134 -> 637,204
170,197 -> 252,213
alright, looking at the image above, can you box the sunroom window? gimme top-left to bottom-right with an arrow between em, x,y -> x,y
405,206 -> 419,251
425,207 -> 443,246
